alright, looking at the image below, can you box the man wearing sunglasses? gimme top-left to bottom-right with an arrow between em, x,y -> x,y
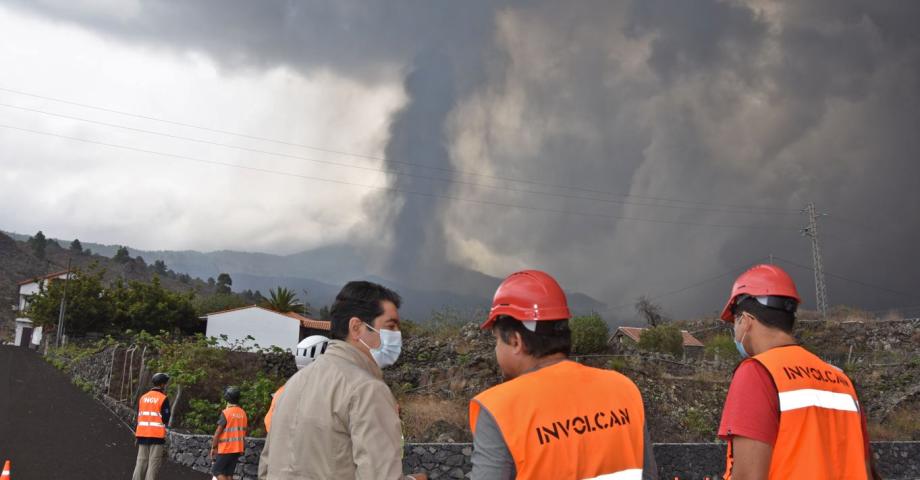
717,264 -> 875,480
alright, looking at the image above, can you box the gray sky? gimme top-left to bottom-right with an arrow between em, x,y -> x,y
1,1 -> 918,319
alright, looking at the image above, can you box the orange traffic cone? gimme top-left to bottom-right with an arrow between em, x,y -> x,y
1,460 -> 10,479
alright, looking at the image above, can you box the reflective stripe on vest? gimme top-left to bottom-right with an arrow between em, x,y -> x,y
723,346 -> 868,480
470,361 -> 645,480
218,406 -> 248,454
135,390 -> 167,439
264,385 -> 285,433
584,469 -> 643,480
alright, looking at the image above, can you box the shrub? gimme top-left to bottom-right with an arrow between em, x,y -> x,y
638,324 -> 684,357
682,406 -> 713,439
183,398 -> 222,434
570,313 -> 609,354
606,357 -> 629,372
705,334 -> 739,362
240,375 -> 284,438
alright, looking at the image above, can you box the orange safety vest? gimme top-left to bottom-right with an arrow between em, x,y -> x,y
217,405 -> 248,454
723,345 -> 868,480
470,360 -> 645,480
264,385 -> 285,433
135,390 -> 167,439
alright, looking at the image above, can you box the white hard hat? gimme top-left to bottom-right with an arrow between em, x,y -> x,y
295,335 -> 330,369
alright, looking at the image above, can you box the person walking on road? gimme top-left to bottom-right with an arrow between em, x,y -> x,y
469,270 -> 657,480
210,386 -> 248,480
717,264 -> 877,479
258,281 -> 427,480
133,372 -> 171,480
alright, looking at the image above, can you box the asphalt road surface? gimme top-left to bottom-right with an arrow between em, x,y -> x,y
0,345 -> 209,480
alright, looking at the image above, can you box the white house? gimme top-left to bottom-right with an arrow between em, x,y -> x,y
203,305 -> 330,352
13,270 -> 71,347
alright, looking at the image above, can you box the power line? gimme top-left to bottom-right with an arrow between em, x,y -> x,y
0,123 -> 804,231
0,101 -> 802,216
771,255 -> 915,299
0,85 -> 800,214
609,257 -> 768,311
823,214 -> 881,233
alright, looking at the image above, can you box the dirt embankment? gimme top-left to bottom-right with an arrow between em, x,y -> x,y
388,318 -> 920,443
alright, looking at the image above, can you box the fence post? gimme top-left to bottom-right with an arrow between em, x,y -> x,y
169,384 -> 182,428
132,346 -> 148,406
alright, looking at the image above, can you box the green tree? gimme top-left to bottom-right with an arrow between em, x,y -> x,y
193,293 -> 248,315
240,289 -> 265,304
28,265 -> 113,335
705,333 -> 740,362
570,313 -> 610,354
261,287 -> 302,313
110,276 -> 199,334
70,238 -> 83,253
28,230 -> 47,259
216,273 -> 233,294
637,324 -> 684,357
153,260 -> 168,275
318,305 -> 330,320
113,246 -> 131,263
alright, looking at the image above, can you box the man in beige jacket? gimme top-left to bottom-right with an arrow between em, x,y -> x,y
258,281 -> 427,480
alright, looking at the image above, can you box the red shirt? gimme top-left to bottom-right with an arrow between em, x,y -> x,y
719,359 -> 872,459
718,360 -> 779,444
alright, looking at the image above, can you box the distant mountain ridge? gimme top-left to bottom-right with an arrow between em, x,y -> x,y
2,231 -> 608,321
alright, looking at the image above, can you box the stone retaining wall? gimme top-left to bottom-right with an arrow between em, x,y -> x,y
165,436 -> 920,480
45,347 -> 920,479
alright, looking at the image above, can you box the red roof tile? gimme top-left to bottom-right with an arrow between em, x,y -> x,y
612,326 -> 705,348
17,270 -> 71,286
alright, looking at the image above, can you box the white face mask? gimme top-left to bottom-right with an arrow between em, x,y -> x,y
363,324 -> 402,368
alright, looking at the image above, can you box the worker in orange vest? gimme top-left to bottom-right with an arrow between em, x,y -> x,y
263,385 -> 284,435
717,264 -> 877,479
469,270 -> 657,479
264,335 -> 330,433
210,386 -> 248,480
133,372 -> 171,480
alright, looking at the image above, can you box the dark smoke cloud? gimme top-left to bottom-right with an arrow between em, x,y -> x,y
6,0 -> 919,319
444,0 -> 920,318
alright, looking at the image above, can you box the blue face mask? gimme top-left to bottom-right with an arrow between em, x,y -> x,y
733,317 -> 750,359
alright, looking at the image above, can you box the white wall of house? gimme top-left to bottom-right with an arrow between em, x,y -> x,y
13,321 -> 27,346
204,307 -> 300,352
18,273 -> 69,312
18,282 -> 41,311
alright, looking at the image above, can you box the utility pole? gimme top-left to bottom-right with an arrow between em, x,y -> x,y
801,203 -> 828,319
55,257 -> 72,347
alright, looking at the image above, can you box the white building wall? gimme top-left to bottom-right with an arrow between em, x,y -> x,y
18,282 -> 41,311
18,273 -> 68,312
205,307 -> 300,352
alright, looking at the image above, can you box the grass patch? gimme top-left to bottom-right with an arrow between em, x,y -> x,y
399,395 -> 470,442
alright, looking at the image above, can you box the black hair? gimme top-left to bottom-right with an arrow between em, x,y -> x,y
736,296 -> 796,333
492,315 -> 571,358
329,281 -> 403,341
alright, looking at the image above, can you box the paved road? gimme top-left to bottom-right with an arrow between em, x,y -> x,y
0,346 -> 209,480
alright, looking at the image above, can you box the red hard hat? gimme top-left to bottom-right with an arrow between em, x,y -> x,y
482,270 -> 571,330
720,264 -> 801,322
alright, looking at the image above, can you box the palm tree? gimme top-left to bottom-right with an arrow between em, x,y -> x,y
262,287 -> 303,313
